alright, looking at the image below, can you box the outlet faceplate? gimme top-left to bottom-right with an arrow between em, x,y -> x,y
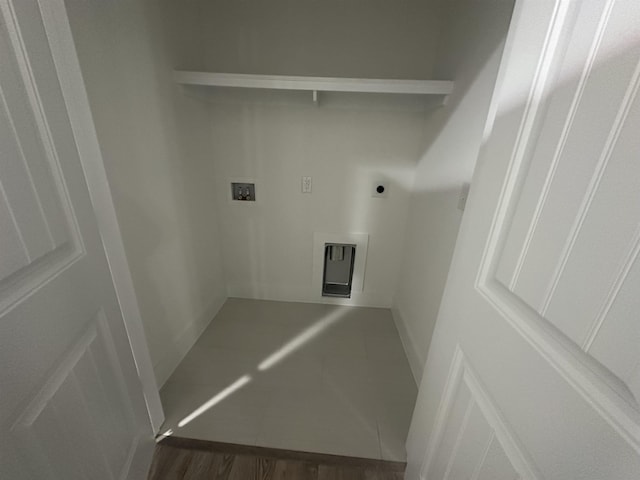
302,176 -> 312,193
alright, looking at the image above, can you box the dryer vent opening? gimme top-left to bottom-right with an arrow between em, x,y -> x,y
322,244 -> 356,298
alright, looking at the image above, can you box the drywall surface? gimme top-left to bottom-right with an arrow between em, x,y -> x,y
65,0 -> 226,386
207,92 -> 428,307
196,0 -> 443,307
199,0 -> 442,79
392,0 -> 515,382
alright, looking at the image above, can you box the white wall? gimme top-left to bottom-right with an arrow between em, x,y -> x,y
65,0 -> 226,386
196,0 -> 443,307
392,0 -> 515,381
63,0 -> 512,387
207,93 -> 429,306
200,0 -> 442,79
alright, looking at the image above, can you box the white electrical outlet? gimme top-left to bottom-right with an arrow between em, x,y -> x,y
302,176 -> 312,193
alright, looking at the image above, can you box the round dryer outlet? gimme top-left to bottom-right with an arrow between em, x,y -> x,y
372,181 -> 388,198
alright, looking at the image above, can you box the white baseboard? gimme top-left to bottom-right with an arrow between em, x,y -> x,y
391,305 -> 424,385
153,294 -> 226,387
227,282 -> 392,308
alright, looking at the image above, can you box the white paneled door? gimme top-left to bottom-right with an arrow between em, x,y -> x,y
408,1 -> 640,479
0,0 -> 155,479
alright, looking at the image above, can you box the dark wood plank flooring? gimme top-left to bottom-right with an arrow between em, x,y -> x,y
148,437 -> 406,480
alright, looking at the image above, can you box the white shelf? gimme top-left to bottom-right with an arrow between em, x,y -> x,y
174,71 -> 454,97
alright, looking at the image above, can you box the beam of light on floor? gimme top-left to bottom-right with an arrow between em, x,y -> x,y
258,306 -> 348,371
155,429 -> 174,442
177,375 -> 252,428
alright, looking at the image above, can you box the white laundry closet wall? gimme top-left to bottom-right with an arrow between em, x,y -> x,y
65,0 -> 226,385
198,0 -> 444,307
392,0 -> 516,382
64,0 -> 514,386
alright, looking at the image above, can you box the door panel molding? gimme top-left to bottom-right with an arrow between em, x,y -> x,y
409,1 -> 640,477
582,225 -> 640,351
11,310 -> 140,480
506,1 -> 616,297
537,57 -> 640,316
474,0 -> 640,455
0,0 -> 83,251
475,0 -> 574,303
478,279 -> 640,454
0,242 -> 83,315
36,0 -> 164,432
0,0 -> 84,315
420,346 -> 540,480
0,0 -> 157,476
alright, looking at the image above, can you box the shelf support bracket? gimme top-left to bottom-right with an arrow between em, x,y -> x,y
312,89 -> 319,106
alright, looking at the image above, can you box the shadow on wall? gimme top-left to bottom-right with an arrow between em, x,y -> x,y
119,3 -> 224,366
393,0 -> 517,381
405,0 -> 640,476
198,0 -> 443,79
64,0 -> 226,382
396,0 -> 640,382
